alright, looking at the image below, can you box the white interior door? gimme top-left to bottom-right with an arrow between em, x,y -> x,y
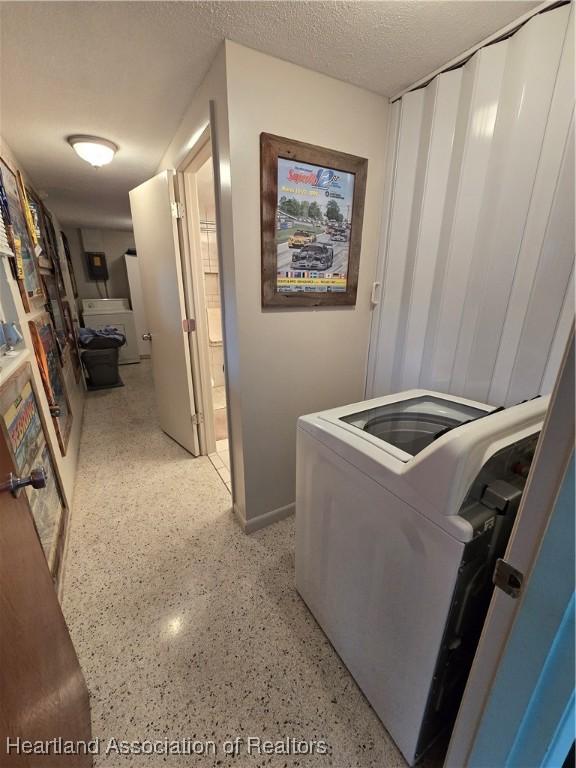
129,170 -> 200,456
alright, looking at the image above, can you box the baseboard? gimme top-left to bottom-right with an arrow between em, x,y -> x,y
234,501 -> 295,534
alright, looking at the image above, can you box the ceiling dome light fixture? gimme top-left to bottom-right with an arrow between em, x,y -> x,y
67,135 -> 118,167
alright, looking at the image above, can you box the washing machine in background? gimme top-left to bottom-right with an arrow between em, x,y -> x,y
81,298 -> 139,364
295,390 -> 548,765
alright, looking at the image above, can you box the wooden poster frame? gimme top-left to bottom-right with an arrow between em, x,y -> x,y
0,362 -> 68,578
60,230 -> 79,299
42,271 -> 68,360
62,301 -> 82,383
260,132 -> 368,308
26,186 -> 60,271
25,187 -> 52,269
28,313 -> 73,455
0,156 -> 45,312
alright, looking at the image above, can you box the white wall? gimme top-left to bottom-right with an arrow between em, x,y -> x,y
159,44 -> 247,513
367,4 -> 574,407
63,226 -> 134,301
159,43 -> 390,529
224,42 -> 389,527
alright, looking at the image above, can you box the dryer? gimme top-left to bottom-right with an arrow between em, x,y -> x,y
82,298 -> 139,364
295,390 -> 547,765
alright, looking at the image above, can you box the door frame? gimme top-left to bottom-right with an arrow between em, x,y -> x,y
175,132 -> 215,456
176,125 -> 231,464
446,324 -> 575,765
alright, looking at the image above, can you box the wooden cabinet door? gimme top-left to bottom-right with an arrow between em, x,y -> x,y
0,431 -> 92,765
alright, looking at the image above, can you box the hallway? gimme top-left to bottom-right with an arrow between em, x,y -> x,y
61,362 -> 411,767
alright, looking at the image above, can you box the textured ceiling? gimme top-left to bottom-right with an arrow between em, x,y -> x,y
0,1 -> 539,229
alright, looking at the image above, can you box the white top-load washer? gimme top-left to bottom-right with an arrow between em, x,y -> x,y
82,298 -> 139,364
295,389 -> 548,765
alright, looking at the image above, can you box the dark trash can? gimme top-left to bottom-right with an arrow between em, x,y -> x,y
79,326 -> 126,390
81,348 -> 122,389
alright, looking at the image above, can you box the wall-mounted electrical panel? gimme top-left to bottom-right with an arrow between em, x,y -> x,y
85,251 -> 108,281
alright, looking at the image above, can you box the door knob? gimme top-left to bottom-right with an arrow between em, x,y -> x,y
142,332 -> 152,341
0,467 -> 47,496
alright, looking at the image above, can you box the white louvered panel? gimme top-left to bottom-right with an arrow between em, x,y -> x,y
489,21 -> 575,405
367,3 -> 574,407
396,69 -> 462,391
490,21 -> 574,403
504,122 -> 575,404
389,80 -> 438,392
366,100 -> 400,396
541,266 -> 574,395
374,90 -> 424,394
421,43 -> 507,393
452,6 -> 569,402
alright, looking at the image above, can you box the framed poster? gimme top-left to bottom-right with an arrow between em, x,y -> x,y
260,133 -> 367,308
28,314 -> 73,455
41,206 -> 67,295
0,362 -> 66,576
1,376 -> 43,474
0,157 -> 44,311
42,272 -> 68,358
60,230 -> 79,298
16,170 -> 38,251
62,301 -> 82,382
26,187 -> 53,270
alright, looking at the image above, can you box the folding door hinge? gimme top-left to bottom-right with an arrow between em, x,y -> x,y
192,413 -> 204,426
171,201 -> 185,219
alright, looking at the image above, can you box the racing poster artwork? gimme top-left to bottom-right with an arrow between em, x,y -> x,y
2,380 -> 43,474
0,363 -> 67,576
276,158 -> 354,295
261,133 -> 367,307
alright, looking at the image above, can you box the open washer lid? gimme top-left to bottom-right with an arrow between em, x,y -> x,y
299,390 -> 548,540
318,391 -> 492,463
339,395 -> 489,461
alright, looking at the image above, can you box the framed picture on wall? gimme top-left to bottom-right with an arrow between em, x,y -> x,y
42,272 -> 68,359
1,369 -> 43,474
26,187 -> 54,270
60,230 -> 79,298
28,313 -> 73,455
260,133 -> 368,308
41,206 -> 67,294
16,170 -> 39,253
25,190 -> 51,269
0,157 -> 44,311
62,301 -> 82,382
0,362 -> 67,577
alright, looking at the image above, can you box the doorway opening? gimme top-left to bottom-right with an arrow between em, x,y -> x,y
181,140 -> 231,491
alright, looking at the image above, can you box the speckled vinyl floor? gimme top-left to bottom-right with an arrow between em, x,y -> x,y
62,361 -> 443,768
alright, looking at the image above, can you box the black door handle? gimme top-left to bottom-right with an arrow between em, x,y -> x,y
0,467 -> 47,496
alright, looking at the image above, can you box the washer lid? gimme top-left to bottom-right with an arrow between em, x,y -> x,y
338,395 -> 487,460
300,391 -> 548,539
82,298 -> 130,312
